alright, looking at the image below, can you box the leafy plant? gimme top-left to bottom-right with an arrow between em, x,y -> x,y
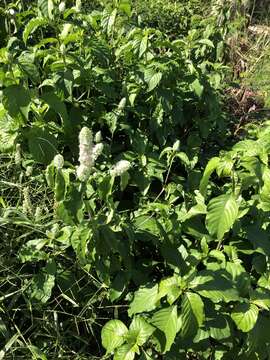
2,0 -> 269,359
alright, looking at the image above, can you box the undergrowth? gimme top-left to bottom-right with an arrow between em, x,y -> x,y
1,1 -> 270,359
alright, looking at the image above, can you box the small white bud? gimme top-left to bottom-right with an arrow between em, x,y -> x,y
15,144 -> 21,165
118,97 -> 126,111
9,9 -> 16,16
26,166 -> 33,177
59,1 -> 66,13
75,0 -> 82,12
110,160 -> 131,177
60,44 -> 66,55
79,127 -> 92,146
53,154 -> 64,170
95,131 -> 102,143
92,143 -> 104,161
173,140 -> 180,152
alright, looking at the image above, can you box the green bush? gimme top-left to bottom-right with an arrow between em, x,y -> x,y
2,1 -> 270,359
133,0 -> 204,38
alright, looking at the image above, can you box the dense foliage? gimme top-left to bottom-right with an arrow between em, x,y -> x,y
1,0 -> 270,359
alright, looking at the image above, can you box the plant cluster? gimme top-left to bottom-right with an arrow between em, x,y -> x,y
1,0 -> 270,359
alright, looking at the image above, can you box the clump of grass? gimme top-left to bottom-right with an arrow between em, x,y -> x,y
0,155 -> 116,358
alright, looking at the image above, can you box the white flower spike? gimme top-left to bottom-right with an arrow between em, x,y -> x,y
110,160 -> 131,177
77,127 -> 94,182
92,143 -> 104,161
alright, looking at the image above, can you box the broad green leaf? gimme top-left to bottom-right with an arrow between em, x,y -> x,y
258,168 -> 270,211
199,157 -> 220,196
139,35 -> 148,58
41,92 -> 71,134
38,0 -> 54,18
128,284 -> 159,316
250,288 -> 270,310
23,17 -> 47,43
114,344 -> 135,360
206,194 -> 239,239
107,9 -> 117,35
258,272 -> 270,290
146,72 -> 162,92
27,127 -> 58,164
207,314 -> 232,340
128,317 -> 155,346
101,320 -> 128,354
247,315 -> 270,354
158,275 -> 182,305
216,156 -> 234,177
109,272 -> 128,302
151,306 -> 178,352
26,261 -> 56,303
3,85 -> 31,121
191,79 -> 204,97
70,227 -> 91,262
226,262 -> 250,296
119,0 -> 132,16
198,39 -> 214,48
231,303 -> 259,332
181,292 -> 205,339
183,191 -> 207,221
0,105 -> 19,152
190,271 -> 240,303
19,239 -> 48,262
18,52 -> 40,83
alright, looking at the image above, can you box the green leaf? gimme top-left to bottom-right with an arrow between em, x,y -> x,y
70,227 -> 91,262
101,320 -> 128,354
27,261 -> 56,303
0,105 -> 19,152
27,127 -> 58,164
181,292 -> 205,339
158,275 -> 182,305
38,0 -> 54,18
231,303 -> 259,332
18,52 -> 40,83
191,79 -> 204,97
128,284 -> 159,316
199,157 -> 220,196
258,168 -> 270,212
207,314 -> 232,341
110,272 -> 128,302
128,317 -> 155,346
114,344 -> 135,360
107,9 -> 117,35
183,191 -> 207,221
190,271 -> 240,303
206,194 -> 239,240
246,314 -> 270,354
23,17 -> 48,44
41,92 -> 71,135
151,306 -> 178,352
139,35 -> 148,58
250,288 -> 270,310
3,85 -> 31,121
146,72 -> 162,92
19,239 -> 48,263
119,0 -> 132,17
198,39 -> 214,48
